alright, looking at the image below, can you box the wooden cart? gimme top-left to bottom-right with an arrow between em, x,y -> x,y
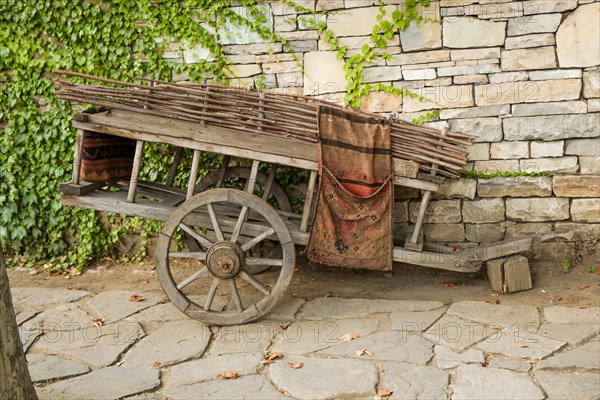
60,108 -> 572,326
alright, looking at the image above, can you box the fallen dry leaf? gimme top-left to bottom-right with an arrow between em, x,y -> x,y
287,362 -> 303,369
579,285 -> 590,290
377,388 -> 393,398
153,361 -> 161,367
262,351 -> 283,364
129,293 -> 145,302
444,283 -> 456,287
452,247 -> 461,253
91,317 -> 104,327
527,359 -> 539,365
355,349 -> 374,357
280,322 -> 292,329
482,299 -> 500,304
341,333 -> 360,342
217,369 -> 239,380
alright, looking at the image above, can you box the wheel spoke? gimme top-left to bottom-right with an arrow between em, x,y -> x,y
241,227 -> 275,252
230,206 -> 249,244
228,278 -> 244,312
246,257 -> 284,266
176,267 -> 209,290
207,203 -> 224,242
169,251 -> 206,260
180,223 -> 213,249
204,278 -> 220,311
240,271 -> 271,296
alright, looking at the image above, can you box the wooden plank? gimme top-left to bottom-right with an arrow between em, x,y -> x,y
74,109 -> 318,165
394,176 -> 438,191
60,189 -> 311,245
73,120 -> 319,171
393,247 -> 482,273
73,110 -> 424,178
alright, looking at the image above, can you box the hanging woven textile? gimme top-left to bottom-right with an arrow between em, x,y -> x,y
306,106 -> 394,271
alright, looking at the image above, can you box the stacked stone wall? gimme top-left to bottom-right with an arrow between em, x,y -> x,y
167,1 -> 599,259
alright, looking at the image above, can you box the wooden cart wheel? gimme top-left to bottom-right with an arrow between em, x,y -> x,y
188,166 -> 290,275
156,188 -> 295,326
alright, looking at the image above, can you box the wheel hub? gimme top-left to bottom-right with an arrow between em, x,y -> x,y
206,241 -> 244,278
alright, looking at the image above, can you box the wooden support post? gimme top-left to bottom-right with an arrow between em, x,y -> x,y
186,150 -> 202,199
165,147 -> 184,187
300,170 -> 318,233
127,140 -> 145,203
71,129 -> 85,185
215,155 -> 231,188
246,160 -> 260,194
262,164 -> 278,202
405,123 -> 448,251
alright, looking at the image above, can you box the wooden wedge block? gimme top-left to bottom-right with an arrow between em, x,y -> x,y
503,255 -> 533,293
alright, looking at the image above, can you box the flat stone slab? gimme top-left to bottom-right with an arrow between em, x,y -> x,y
383,362 -> 449,400
488,357 -> 531,372
122,319 -> 210,368
263,296 -> 306,321
11,287 -> 90,308
391,310 -> 445,331
209,322 -> 281,356
297,298 -> 443,320
125,302 -> 188,323
87,290 -> 162,323
536,323 -> 600,345
166,352 -> 264,387
478,328 -> 565,359
448,301 -> 540,330
269,355 -> 378,399
19,329 -> 41,353
435,345 -> 484,369
316,331 -> 433,364
37,366 -> 160,400
424,315 -> 492,351
23,303 -> 94,331
15,309 -> 38,325
543,306 -> 600,324
34,321 -> 144,368
536,341 -> 600,370
163,374 -> 287,400
534,371 -> 600,400
271,318 -> 379,355
26,354 -> 89,382
452,365 -> 544,400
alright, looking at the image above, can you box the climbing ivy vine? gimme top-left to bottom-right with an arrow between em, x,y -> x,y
0,0 -> 277,269
0,0 -> 434,269
298,0 -> 438,121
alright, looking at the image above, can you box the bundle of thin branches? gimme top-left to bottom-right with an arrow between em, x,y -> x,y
53,70 -> 475,178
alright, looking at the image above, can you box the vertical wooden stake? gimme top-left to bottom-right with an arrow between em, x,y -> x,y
262,164 -> 278,202
246,160 -> 260,195
71,129 -> 85,185
127,140 -> 145,203
165,147 -> 184,187
300,170 -> 318,233
187,150 -> 202,199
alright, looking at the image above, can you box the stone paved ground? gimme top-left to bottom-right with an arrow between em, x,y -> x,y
11,287 -> 600,400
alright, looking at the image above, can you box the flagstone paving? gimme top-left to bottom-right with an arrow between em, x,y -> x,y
9,287 -> 599,399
